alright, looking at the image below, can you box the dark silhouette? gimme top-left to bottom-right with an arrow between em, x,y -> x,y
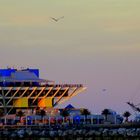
50,16 -> 64,22
40,109 -> 46,122
0,109 -> 3,123
127,102 -> 140,112
60,109 -> 69,123
61,109 -> 69,117
102,109 -> 111,121
80,108 -> 91,123
102,89 -> 107,92
123,111 -> 131,122
0,109 -> 3,117
36,107 -> 40,115
16,110 -> 24,122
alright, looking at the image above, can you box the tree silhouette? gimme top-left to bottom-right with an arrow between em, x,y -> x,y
40,109 -> 46,122
123,111 -> 131,122
102,109 -> 111,121
16,110 -> 24,122
61,109 -> 69,117
60,109 -> 69,123
80,108 -> 91,123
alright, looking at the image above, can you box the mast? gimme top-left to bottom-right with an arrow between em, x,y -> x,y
127,102 -> 140,112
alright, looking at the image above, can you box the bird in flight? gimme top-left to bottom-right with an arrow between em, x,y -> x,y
102,89 -> 107,92
50,16 -> 64,22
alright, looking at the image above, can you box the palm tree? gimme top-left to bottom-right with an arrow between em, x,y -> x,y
60,109 -> 69,123
123,111 -> 131,122
80,108 -> 91,123
40,109 -> 46,123
16,110 -> 24,123
102,109 -> 111,121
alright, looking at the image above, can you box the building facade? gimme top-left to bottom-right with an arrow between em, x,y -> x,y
0,68 -> 86,115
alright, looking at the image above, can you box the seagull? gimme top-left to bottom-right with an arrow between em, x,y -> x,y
102,89 -> 107,92
50,16 -> 64,22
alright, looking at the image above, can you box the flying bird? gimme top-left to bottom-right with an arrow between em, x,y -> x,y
50,16 -> 64,22
102,89 -> 107,92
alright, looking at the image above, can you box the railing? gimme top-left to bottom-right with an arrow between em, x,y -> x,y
0,84 -> 83,88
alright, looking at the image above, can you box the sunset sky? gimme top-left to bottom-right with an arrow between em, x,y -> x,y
0,0 -> 140,115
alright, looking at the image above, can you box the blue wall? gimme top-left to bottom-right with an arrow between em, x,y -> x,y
0,69 -> 16,77
0,68 -> 39,77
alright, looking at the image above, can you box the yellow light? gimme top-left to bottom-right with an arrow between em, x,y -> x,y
38,98 -> 53,108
